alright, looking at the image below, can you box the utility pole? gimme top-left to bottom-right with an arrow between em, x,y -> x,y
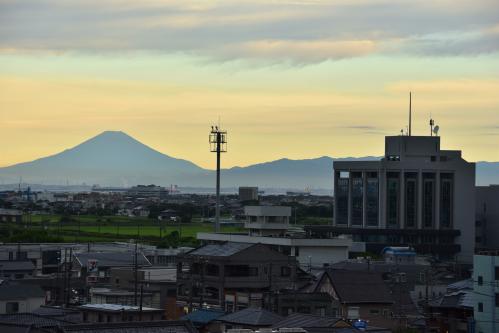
134,241 -> 138,306
209,125 -> 227,233
66,247 -> 73,306
139,284 -> 144,321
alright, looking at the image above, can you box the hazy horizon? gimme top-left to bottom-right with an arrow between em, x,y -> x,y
1,1 -> 499,168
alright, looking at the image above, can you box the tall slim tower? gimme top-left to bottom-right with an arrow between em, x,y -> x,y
209,126 -> 227,232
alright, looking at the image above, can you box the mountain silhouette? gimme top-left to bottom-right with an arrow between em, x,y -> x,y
0,131 -> 497,188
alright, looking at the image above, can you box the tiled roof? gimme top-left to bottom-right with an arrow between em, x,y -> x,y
447,279 -> 473,291
181,309 -> 225,325
78,304 -> 161,312
187,242 -> 254,257
0,260 -> 35,271
218,308 -> 283,326
74,252 -> 151,267
432,290 -> 474,309
326,270 -> 394,304
0,283 -> 45,300
272,313 -> 342,329
61,320 -> 198,333
0,313 -> 71,328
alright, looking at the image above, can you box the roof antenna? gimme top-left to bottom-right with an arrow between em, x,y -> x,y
408,92 -> 412,136
430,115 -> 435,137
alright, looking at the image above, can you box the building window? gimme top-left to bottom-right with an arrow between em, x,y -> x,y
478,302 -> 483,312
496,294 -> 499,307
297,306 -> 311,314
478,276 -> 483,286
495,267 -> 499,280
405,173 -> 417,228
351,174 -> 363,226
387,173 -> 400,227
369,309 -> 380,316
316,307 -> 326,316
440,173 -> 453,228
336,173 -> 349,225
423,173 -> 435,228
366,174 -> 379,226
6,302 -> 19,314
206,264 -> 220,277
281,266 -> 291,277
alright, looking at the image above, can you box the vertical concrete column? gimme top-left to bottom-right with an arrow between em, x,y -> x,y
399,170 -> 405,229
333,171 -> 337,226
379,168 -> 386,229
417,170 -> 423,229
435,171 -> 441,230
362,171 -> 367,228
347,170 -> 352,227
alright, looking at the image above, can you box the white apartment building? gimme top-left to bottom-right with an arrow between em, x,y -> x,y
473,252 -> 499,333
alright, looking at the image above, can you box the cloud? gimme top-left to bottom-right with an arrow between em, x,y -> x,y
0,0 -> 498,63
220,39 -> 377,63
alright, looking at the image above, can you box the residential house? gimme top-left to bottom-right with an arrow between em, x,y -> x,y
0,282 -> 46,314
176,242 -> 307,313
0,260 -> 36,280
77,303 -> 164,323
310,269 -> 397,329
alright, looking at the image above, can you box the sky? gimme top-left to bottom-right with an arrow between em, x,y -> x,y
0,0 -> 498,169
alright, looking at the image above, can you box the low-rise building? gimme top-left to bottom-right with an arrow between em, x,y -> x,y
176,242 -> 309,313
244,206 -> 291,237
238,187 -> 258,202
0,282 -> 46,314
473,251 -> 499,333
310,270 -> 396,329
0,208 -> 22,223
0,260 -> 36,280
77,304 -> 164,323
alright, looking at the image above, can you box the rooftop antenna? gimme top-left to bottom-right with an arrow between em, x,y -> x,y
408,92 -> 412,136
429,115 -> 435,137
209,123 -> 227,233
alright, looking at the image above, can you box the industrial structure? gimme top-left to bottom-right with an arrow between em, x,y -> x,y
210,125 -> 227,233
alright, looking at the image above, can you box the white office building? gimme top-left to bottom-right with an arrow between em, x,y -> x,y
198,205 -> 353,267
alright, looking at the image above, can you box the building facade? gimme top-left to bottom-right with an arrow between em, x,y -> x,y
473,252 -> 499,333
176,242 -> 308,313
330,135 -> 475,262
476,185 -> 499,249
244,206 -> 291,237
238,187 -> 259,202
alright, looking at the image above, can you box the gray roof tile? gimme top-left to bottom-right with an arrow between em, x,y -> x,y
187,243 -> 254,257
218,308 -> 283,326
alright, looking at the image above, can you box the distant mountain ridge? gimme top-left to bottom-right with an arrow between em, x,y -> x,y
0,131 -> 497,188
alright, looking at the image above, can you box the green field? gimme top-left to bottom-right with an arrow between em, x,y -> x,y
2,214 -> 245,245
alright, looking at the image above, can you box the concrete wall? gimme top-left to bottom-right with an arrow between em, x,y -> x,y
473,254 -> 499,333
0,297 -> 45,314
297,246 -> 349,268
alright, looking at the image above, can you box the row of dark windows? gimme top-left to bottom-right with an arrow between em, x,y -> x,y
336,171 -> 453,228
